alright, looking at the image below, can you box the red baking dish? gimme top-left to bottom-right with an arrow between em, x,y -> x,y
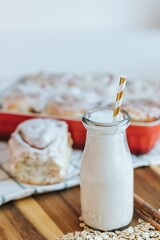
126,121 -> 160,154
0,111 -> 86,149
0,111 -> 160,154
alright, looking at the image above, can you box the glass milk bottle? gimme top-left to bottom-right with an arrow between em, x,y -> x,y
80,108 -> 133,231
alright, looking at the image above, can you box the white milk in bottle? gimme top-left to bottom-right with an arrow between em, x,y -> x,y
80,108 -> 133,231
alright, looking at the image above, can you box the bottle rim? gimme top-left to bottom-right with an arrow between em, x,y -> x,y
82,107 -> 130,128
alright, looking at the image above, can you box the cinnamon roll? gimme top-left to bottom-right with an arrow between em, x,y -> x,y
45,87 -> 103,118
23,72 -> 74,87
0,82 -> 51,113
125,80 -> 156,100
8,119 -> 73,185
122,99 -> 160,122
1,72 -> 160,123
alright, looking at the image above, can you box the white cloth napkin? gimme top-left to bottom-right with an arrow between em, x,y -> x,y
0,141 -> 160,206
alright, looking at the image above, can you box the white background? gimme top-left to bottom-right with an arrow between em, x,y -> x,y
0,0 -> 160,81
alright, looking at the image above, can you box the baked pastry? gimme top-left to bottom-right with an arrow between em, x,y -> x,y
23,72 -> 118,96
0,72 -> 160,123
45,87 -> 103,118
8,118 -> 73,185
122,99 -> 160,122
125,80 -> 156,101
0,82 -> 50,113
22,72 -> 74,87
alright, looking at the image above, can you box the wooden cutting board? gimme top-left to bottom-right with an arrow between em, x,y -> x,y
0,167 -> 159,240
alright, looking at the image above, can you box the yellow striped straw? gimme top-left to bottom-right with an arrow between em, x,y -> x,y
113,75 -> 127,122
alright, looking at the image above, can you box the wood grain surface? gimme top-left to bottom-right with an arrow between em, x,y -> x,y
0,167 -> 159,240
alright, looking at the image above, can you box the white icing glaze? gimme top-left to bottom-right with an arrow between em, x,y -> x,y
1,89 -> 51,113
18,119 -> 62,148
9,119 -> 70,167
125,80 -> 155,100
47,86 -> 103,114
122,100 -> 160,121
1,73 -> 160,122
16,82 -> 46,94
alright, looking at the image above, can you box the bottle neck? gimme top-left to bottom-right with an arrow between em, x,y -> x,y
82,108 -> 130,135
84,122 -> 128,136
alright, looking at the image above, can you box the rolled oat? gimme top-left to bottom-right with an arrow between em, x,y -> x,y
58,219 -> 160,240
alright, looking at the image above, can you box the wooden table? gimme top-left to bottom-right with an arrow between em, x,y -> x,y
0,167 -> 159,240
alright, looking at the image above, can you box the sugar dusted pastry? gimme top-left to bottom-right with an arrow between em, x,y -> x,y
8,118 -> 72,185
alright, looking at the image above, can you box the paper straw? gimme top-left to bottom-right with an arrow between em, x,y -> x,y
113,75 -> 127,122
